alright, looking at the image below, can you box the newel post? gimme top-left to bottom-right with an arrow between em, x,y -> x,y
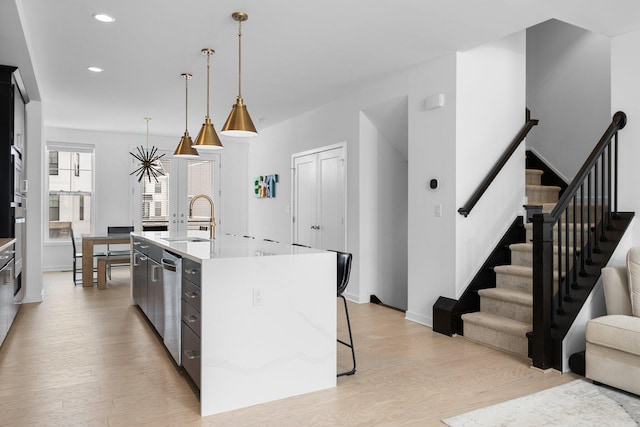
532,213 -> 555,369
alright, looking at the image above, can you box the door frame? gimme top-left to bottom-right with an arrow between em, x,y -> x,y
290,141 -> 347,250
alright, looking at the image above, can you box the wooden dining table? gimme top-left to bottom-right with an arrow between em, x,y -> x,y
81,234 -> 131,287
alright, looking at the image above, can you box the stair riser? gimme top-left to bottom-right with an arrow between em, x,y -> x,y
542,205 -> 609,222
495,272 -> 532,293
511,250 -> 575,270
525,228 -> 589,246
526,171 -> 542,186
496,271 -> 561,295
527,187 -> 560,204
463,322 -> 529,357
480,297 -> 532,324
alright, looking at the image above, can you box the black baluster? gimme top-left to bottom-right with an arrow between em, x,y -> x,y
593,162 -> 601,254
600,154 -> 607,242
586,171 -> 593,264
579,184 -> 587,277
613,131 -> 619,219
557,216 -> 564,315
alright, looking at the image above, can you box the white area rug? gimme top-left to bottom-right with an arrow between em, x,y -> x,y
443,379 -> 640,427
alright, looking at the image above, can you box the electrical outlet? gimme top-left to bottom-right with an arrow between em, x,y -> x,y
434,204 -> 442,217
253,287 -> 264,307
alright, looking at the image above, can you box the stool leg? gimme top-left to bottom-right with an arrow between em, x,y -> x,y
337,294 -> 356,377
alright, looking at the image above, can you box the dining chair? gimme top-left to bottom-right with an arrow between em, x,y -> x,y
106,226 -> 134,279
334,250 -> 356,377
142,224 -> 168,231
70,228 -> 105,286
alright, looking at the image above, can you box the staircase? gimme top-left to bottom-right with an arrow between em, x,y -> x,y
461,168 -> 562,358
438,111 -> 631,370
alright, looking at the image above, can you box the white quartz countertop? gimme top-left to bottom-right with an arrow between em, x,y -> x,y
0,238 -> 15,252
132,231 -> 326,262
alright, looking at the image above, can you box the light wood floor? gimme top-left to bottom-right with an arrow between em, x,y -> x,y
0,270 -> 578,426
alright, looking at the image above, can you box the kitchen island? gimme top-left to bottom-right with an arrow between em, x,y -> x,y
130,232 -> 337,416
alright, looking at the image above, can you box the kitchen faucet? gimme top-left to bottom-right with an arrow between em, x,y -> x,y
189,194 -> 216,239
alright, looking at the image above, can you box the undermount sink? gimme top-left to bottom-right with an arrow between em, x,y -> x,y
163,236 -> 211,243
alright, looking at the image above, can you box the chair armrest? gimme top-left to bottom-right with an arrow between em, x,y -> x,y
602,266 -> 633,316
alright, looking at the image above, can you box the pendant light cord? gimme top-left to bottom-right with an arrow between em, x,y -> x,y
237,19 -> 242,99
145,117 -> 151,149
206,51 -> 211,118
185,75 -> 189,131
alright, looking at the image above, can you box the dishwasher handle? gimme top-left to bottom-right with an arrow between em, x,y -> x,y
161,259 -> 177,272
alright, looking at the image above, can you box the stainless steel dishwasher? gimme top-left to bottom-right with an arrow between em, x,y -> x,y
161,250 -> 182,364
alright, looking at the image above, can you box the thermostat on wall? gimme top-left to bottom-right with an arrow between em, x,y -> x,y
428,177 -> 439,191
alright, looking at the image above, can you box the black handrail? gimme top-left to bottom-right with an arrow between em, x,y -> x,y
548,111 -> 626,220
531,111 -> 628,370
458,110 -> 539,217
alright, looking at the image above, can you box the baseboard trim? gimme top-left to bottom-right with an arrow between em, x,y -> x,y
405,310 -> 432,328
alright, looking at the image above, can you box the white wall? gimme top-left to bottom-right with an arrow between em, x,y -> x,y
23,100 -> 43,303
406,55 -> 458,325
246,96 -> 362,299
527,19 -> 611,180
612,28 -> 640,245
360,111 -> 408,310
455,31 -> 527,297
247,32 -> 526,325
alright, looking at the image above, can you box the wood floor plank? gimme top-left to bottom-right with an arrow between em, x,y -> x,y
0,270 -> 578,426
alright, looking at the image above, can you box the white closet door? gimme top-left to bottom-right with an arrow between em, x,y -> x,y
292,145 -> 345,250
317,148 -> 344,250
293,153 -> 317,247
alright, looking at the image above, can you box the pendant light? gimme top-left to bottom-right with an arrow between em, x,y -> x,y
221,12 -> 258,137
192,48 -> 224,150
130,118 -> 166,182
174,73 -> 199,158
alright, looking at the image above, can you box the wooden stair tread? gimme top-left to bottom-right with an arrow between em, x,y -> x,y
462,312 -> 531,336
509,242 -> 575,254
526,184 -> 562,191
494,264 -> 532,277
478,288 -> 532,306
494,263 -> 560,280
525,169 -> 544,175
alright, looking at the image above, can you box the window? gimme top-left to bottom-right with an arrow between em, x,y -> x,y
187,160 -> 215,229
49,151 -> 59,176
141,159 -> 170,229
46,144 -> 94,240
49,194 -> 59,221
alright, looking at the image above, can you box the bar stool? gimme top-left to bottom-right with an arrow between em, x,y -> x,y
335,251 -> 356,376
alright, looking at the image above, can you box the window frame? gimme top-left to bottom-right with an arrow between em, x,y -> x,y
45,142 -> 96,244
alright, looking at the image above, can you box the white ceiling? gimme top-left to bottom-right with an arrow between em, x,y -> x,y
3,0 -> 640,139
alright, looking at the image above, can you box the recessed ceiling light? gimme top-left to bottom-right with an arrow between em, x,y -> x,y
87,66 -> 103,73
93,13 -> 115,23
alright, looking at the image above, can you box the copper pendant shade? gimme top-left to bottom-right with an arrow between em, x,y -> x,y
174,73 -> 199,158
221,12 -> 258,137
192,48 -> 224,150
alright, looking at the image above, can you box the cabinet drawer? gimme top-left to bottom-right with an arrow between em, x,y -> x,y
182,258 -> 201,285
182,280 -> 201,312
181,299 -> 201,337
181,322 -> 201,389
132,237 -> 149,255
147,243 -> 163,263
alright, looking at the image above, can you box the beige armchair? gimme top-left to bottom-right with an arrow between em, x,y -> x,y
586,248 -> 640,396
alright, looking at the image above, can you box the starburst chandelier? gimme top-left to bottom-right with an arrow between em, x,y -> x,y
130,117 -> 165,182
